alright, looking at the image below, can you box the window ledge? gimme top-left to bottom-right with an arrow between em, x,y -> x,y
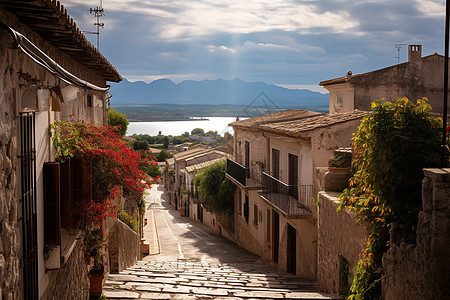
61,229 -> 82,265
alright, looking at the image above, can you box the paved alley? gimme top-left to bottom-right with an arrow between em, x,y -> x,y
102,185 -> 339,299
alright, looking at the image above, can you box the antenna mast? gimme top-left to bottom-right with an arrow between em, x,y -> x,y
395,43 -> 407,63
85,0 -> 104,49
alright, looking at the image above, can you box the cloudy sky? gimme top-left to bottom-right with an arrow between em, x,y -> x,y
65,0 -> 446,92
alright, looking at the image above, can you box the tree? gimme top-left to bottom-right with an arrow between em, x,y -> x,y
133,140 -> 149,151
156,150 -> 172,162
144,163 -> 161,178
205,130 -> 218,137
107,108 -> 129,136
163,136 -> 169,149
339,97 -> 441,299
191,128 -> 205,136
193,160 -> 235,215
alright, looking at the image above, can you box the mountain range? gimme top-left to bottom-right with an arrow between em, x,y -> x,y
109,78 -> 328,107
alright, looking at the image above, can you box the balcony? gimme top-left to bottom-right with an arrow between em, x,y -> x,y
226,158 -> 263,189
261,172 -> 313,216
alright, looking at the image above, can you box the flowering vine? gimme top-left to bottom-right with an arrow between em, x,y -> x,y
50,118 -> 157,269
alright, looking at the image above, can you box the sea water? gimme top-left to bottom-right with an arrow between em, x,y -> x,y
127,117 -> 246,136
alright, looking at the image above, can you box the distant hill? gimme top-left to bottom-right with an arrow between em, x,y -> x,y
109,78 -> 328,107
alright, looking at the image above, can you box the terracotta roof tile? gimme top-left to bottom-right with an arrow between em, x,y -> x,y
185,157 -> 225,173
260,110 -> 370,137
229,109 -> 322,129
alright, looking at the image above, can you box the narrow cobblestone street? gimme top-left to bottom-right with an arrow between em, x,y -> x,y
102,185 -> 339,299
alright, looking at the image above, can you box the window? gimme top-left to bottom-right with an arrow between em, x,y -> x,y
44,158 -> 92,269
87,95 -> 93,107
244,141 -> 250,178
238,189 -> 242,215
244,195 -> 249,223
336,94 -> 343,107
20,112 -> 38,298
253,204 -> 258,227
272,148 -> 280,179
288,154 -> 298,200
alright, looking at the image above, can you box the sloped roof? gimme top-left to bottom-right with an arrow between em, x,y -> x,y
173,146 -> 211,160
260,110 -> 370,137
185,157 -> 225,173
319,53 -> 443,87
166,158 -> 175,166
0,0 -> 121,82
229,109 -> 322,129
149,147 -> 162,154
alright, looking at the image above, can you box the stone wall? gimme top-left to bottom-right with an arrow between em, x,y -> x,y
233,214 -> 271,261
0,8 -> 109,298
382,168 -> 450,300
40,241 -> 90,300
317,191 -> 368,294
353,55 -> 448,114
108,218 -> 140,274
0,128 -> 20,299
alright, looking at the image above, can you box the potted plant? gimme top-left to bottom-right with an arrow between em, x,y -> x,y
328,149 -> 352,172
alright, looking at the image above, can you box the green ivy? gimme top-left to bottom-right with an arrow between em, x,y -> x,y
118,210 -> 137,232
339,97 -> 442,299
193,159 -> 236,215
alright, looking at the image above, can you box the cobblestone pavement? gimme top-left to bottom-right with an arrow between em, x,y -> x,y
103,185 -> 339,299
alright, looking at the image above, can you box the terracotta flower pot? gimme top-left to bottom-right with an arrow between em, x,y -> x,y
89,269 -> 105,297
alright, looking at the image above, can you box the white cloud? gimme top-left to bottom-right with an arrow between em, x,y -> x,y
67,0 -> 359,39
207,45 -> 236,53
415,0 -> 446,17
277,84 -> 329,94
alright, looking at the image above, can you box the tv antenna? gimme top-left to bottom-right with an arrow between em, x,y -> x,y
395,43 -> 407,63
84,0 -> 104,49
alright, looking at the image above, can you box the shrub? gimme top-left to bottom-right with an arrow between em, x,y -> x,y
193,160 -> 235,215
339,97 -> 442,299
118,210 -> 137,232
107,108 -> 129,137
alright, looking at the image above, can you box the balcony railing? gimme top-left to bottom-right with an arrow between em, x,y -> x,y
227,158 -> 247,186
227,158 -> 265,188
261,172 -> 313,215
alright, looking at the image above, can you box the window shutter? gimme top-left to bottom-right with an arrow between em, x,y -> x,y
288,154 -> 298,200
44,162 -> 61,246
272,149 -> 280,179
72,158 -> 93,224
60,157 -> 72,229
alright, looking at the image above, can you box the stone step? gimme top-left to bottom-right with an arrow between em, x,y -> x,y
103,260 -> 341,299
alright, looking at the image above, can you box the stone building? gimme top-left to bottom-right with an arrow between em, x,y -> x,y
226,109 -> 368,279
320,45 -> 449,115
0,0 -> 123,298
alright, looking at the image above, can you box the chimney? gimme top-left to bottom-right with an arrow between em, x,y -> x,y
408,45 -> 422,63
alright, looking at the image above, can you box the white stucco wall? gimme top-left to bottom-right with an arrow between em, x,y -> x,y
324,83 -> 355,114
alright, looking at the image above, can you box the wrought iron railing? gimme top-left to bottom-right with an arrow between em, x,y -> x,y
20,112 -> 39,299
227,158 -> 247,186
261,172 -> 313,215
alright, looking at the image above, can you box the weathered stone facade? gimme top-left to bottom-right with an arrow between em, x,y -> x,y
321,45 -> 450,115
382,168 -> 450,300
108,218 -> 140,274
40,242 -> 90,300
317,191 -> 368,294
0,3 -> 120,298
0,137 -> 20,299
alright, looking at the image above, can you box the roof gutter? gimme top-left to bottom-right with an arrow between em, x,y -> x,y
0,22 -> 109,91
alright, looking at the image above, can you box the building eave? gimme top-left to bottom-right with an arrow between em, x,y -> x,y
0,0 -> 122,82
